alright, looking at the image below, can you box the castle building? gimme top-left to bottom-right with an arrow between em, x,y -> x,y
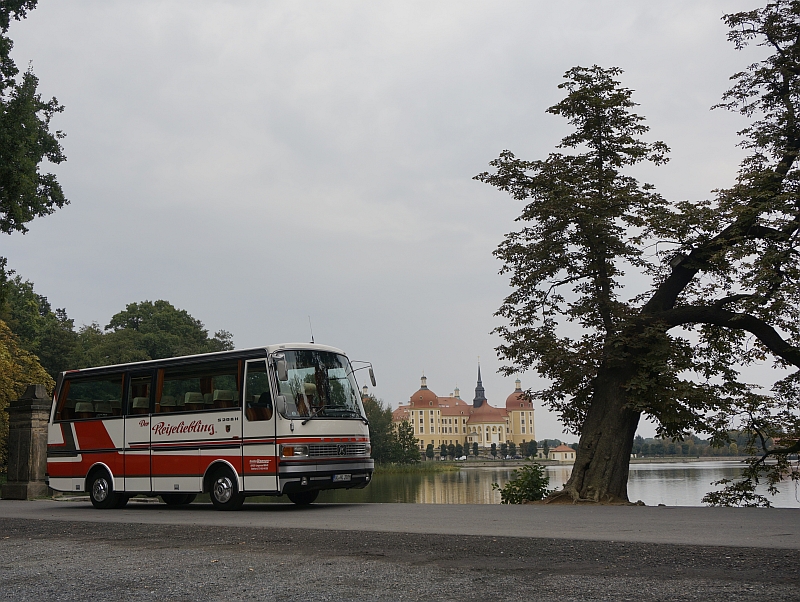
391,366 -> 535,450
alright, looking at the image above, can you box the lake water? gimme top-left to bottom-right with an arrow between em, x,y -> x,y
307,461 -> 800,507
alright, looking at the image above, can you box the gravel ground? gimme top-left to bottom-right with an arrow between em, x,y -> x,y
1,517 -> 798,601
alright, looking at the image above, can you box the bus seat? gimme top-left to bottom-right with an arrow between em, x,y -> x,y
246,405 -> 268,421
132,397 -> 150,414
160,395 -> 177,412
110,400 -> 122,416
74,401 -> 95,419
203,393 -> 214,407
61,398 -> 77,420
185,392 -> 204,412
213,389 -> 235,408
94,401 -> 113,417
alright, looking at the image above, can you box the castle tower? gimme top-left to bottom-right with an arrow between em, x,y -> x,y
473,363 -> 487,408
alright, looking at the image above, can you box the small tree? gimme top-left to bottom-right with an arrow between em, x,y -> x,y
426,443 -> 434,461
472,442 -> 479,457
500,442 -> 509,458
542,441 -> 550,460
490,443 -> 497,458
508,442 -> 517,457
528,440 -> 538,459
455,442 -> 463,457
440,443 -> 448,459
447,443 -> 455,459
396,420 -> 420,463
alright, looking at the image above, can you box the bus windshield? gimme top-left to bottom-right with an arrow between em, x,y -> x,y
276,350 -> 364,420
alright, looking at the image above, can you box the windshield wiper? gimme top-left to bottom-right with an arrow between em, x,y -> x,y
301,405 -> 326,425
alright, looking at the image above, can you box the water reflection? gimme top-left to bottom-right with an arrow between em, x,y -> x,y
307,461 -> 800,507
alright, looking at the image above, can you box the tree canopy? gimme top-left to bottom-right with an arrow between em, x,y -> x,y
477,1 -> 800,505
0,276 -> 234,376
0,0 -> 67,302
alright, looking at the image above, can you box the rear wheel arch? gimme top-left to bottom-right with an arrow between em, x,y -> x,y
85,462 -> 116,494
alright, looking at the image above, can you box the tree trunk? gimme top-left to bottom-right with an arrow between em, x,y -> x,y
547,366 -> 640,504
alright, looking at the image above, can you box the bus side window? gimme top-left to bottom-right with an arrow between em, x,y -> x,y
56,374 -> 124,421
245,361 -> 272,422
128,374 -> 153,415
160,359 -> 240,413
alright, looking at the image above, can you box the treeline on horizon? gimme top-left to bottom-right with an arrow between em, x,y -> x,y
0,274 -> 234,468
0,274 -> 234,380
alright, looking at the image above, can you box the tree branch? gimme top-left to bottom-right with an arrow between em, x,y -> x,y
654,304 -> 800,368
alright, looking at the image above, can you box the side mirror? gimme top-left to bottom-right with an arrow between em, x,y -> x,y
275,395 -> 287,415
274,357 -> 288,381
369,367 -> 376,387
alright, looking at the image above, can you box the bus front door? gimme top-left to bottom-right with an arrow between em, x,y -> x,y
241,359 -> 278,492
123,372 -> 153,492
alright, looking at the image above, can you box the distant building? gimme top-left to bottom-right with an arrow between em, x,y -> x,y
547,444 -> 576,462
391,365 -> 536,451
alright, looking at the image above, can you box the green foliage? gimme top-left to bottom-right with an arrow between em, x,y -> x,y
0,1 -> 67,291
1,277 -> 235,374
395,419 -> 421,464
508,441 -> 516,456
0,275 -> 77,378
440,443 -> 447,459
490,443 -> 497,458
425,443 -> 434,460
447,443 -> 455,459
492,462 -> 552,504
103,300 -> 233,362
477,6 -> 800,501
363,395 -> 419,464
527,440 -> 537,458
0,317 -> 54,467
455,442 -> 463,457
362,394 -> 397,464
472,442 -> 479,457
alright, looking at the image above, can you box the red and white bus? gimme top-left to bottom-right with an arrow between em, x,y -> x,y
46,343 -> 374,510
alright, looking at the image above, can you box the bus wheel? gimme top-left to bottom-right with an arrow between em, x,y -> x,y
288,490 -> 319,506
88,470 -> 121,510
209,468 -> 244,511
115,495 -> 130,509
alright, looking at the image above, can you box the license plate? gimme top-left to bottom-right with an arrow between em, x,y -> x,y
332,474 -> 351,482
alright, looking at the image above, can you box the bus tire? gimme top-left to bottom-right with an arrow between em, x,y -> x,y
115,495 -> 130,509
287,490 -> 319,505
88,469 -> 120,510
209,467 -> 244,511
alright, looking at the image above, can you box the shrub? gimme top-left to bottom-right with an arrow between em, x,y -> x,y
492,462 -> 552,504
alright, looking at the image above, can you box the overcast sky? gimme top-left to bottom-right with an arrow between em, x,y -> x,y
4,0 -> 763,440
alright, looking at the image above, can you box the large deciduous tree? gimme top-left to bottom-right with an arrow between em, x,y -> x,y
0,0 -> 67,298
477,2 -> 800,504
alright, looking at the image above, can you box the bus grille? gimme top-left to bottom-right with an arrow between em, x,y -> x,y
309,443 -> 369,457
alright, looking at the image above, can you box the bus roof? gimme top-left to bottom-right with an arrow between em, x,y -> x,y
59,342 -> 347,377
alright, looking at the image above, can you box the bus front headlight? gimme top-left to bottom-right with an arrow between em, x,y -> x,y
281,444 -> 309,458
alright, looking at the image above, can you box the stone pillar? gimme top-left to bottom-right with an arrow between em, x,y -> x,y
2,384 -> 52,500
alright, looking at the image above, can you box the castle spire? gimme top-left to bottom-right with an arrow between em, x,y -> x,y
473,360 -> 487,408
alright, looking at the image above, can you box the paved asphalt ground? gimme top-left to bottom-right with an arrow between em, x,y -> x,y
1,499 -> 799,601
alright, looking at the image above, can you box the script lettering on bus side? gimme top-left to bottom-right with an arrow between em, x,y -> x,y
152,420 -> 216,437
